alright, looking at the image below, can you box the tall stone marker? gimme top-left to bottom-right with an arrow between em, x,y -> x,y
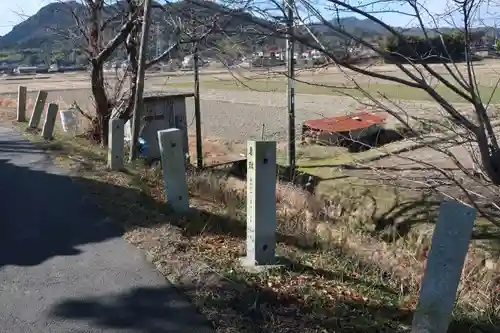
157,128 -> 189,213
108,118 -> 125,170
28,90 -> 48,129
411,200 -> 476,333
241,140 -> 277,267
41,103 -> 58,140
17,85 -> 27,122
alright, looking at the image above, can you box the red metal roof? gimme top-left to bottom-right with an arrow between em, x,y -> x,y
304,111 -> 387,133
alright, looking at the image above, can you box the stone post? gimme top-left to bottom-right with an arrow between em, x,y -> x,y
17,85 -> 27,122
411,200 -> 476,333
240,140 -> 277,267
157,128 -> 190,213
108,118 -> 125,170
41,103 -> 58,140
28,90 -> 48,129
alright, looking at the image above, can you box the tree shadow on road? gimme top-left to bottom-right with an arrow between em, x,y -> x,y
49,285 -> 214,333
0,136 -> 318,268
0,142 -> 120,268
0,140 -> 49,154
48,281 -> 499,333
0,133 -> 215,331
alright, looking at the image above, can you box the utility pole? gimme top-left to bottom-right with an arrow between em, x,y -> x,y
156,22 -> 161,58
193,45 -> 203,168
129,0 -> 153,162
285,0 -> 296,176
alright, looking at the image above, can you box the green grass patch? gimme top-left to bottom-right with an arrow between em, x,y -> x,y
0,52 -> 22,62
168,77 -> 500,103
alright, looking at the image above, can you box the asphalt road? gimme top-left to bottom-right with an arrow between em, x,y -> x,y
0,126 -> 214,332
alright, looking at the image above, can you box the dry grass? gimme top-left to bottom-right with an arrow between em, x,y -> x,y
2,65 -> 499,331
15,124 -> 500,333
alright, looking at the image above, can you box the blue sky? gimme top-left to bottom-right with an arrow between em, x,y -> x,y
0,0 -> 49,35
0,0 -> 498,36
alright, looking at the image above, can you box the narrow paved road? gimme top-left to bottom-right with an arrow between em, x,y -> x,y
0,126 -> 214,332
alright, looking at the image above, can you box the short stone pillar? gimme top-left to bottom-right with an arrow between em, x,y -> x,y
157,128 -> 190,213
17,85 -> 27,122
28,90 -> 48,129
41,103 -> 58,140
240,140 -> 277,267
411,201 -> 476,333
108,118 -> 125,170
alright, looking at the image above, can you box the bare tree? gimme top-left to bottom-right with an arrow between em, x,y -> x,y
189,0 -> 500,222
59,0 -> 140,145
63,0 -> 236,146
115,1 -> 222,121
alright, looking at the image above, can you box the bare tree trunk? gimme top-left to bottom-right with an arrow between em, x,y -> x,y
476,131 -> 500,185
66,0 -> 140,145
123,26 -> 139,120
90,59 -> 110,146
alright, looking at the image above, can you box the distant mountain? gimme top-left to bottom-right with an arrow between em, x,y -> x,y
0,1 -> 267,50
332,16 -> 388,34
313,16 -> 500,40
1,0 -> 493,62
0,1 -> 83,50
0,1 -> 393,54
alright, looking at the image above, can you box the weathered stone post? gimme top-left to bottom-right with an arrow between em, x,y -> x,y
108,118 -> 125,170
41,103 -> 58,140
240,140 -> 277,268
17,85 -> 27,122
157,128 -> 190,213
411,200 -> 476,333
28,90 -> 48,129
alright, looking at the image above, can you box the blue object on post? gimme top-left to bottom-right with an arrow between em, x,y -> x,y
138,137 -> 148,157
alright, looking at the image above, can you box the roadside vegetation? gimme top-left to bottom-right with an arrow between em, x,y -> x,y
1,0 -> 500,331
3,108 -> 495,332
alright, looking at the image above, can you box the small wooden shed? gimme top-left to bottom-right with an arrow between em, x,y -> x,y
126,91 -> 194,160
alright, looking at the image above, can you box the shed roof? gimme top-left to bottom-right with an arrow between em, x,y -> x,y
304,111 -> 387,133
143,91 -> 195,102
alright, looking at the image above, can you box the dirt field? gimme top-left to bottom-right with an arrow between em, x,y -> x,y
0,63 -> 484,141
215,59 -> 500,86
0,61 -> 496,171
